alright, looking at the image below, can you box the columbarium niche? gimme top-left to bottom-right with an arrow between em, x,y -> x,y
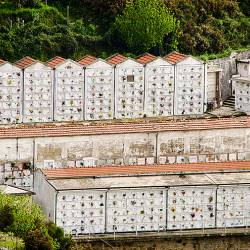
0,61 -> 22,124
106,189 -> 166,232
145,57 -> 174,117
174,56 -> 206,115
84,59 -> 114,120
115,58 -> 145,119
21,60 -> 53,123
56,191 -> 106,235
167,186 -> 216,230
216,185 -> 250,228
53,59 -> 84,121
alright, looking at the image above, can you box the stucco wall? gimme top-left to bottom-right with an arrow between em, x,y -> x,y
0,127 -> 250,168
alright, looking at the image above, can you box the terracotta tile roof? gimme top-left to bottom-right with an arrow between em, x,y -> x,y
136,53 -> 157,64
46,56 -> 65,68
78,55 -> 97,66
164,51 -> 187,64
106,53 -> 127,65
0,59 -> 5,65
43,161 -> 250,179
15,56 -> 37,69
0,117 -> 250,139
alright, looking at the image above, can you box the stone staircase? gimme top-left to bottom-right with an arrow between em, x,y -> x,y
223,96 -> 235,108
208,96 -> 245,117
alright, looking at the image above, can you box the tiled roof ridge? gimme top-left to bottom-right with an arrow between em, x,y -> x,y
14,56 -> 37,69
106,53 -> 127,65
46,56 -> 65,68
0,59 -> 6,65
0,117 -> 249,139
164,51 -> 187,64
42,161 -> 250,179
136,53 -> 157,64
78,55 -> 97,66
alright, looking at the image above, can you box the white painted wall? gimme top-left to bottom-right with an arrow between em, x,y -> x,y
23,62 -> 53,123
217,185 -> 250,228
56,190 -> 106,235
235,80 -> 250,115
85,59 -> 114,120
144,58 -> 174,117
115,59 -> 145,119
174,57 -> 206,115
167,186 -> 216,230
54,60 -> 84,121
33,183 -> 250,235
107,188 -> 166,232
0,63 -> 23,124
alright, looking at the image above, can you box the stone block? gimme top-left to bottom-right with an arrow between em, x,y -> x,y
97,159 -> 106,166
245,152 -> 250,160
228,153 -> 237,161
129,157 -> 137,165
206,154 -> 215,162
176,155 -> 185,163
189,155 -> 198,163
75,160 -> 84,167
219,154 -> 228,162
115,158 -> 124,165
67,161 -> 75,167
237,152 -> 246,161
198,155 -> 206,162
106,159 -> 115,165
158,156 -> 166,164
138,158 -> 146,165
146,157 -> 155,165
168,156 -> 176,164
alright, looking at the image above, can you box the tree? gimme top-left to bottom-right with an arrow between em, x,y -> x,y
114,0 -> 178,53
0,193 -> 72,250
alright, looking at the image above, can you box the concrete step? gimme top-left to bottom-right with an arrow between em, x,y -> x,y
223,96 -> 235,108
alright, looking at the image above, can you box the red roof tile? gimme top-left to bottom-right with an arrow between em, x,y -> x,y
78,55 -> 97,66
43,161 -> 250,179
46,56 -> 65,68
164,51 -> 187,64
0,59 -> 5,65
106,54 -> 127,65
15,56 -> 36,69
0,117 -> 250,139
136,53 -> 157,64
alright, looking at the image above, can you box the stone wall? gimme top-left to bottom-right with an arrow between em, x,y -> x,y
71,233 -> 250,250
209,50 -> 250,101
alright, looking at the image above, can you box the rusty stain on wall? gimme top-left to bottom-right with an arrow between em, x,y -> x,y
199,137 -> 215,154
160,138 -> 184,155
129,142 -> 154,157
190,137 -> 200,154
67,143 -> 93,160
221,136 -> 245,153
97,142 -> 124,158
37,144 -> 62,161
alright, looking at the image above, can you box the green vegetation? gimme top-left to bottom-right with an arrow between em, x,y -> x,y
0,232 -> 25,250
113,0 -> 178,53
0,0 -> 249,61
0,193 -> 72,250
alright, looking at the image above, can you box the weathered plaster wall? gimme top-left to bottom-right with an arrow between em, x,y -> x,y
209,49 -> 250,101
0,127 -> 250,168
